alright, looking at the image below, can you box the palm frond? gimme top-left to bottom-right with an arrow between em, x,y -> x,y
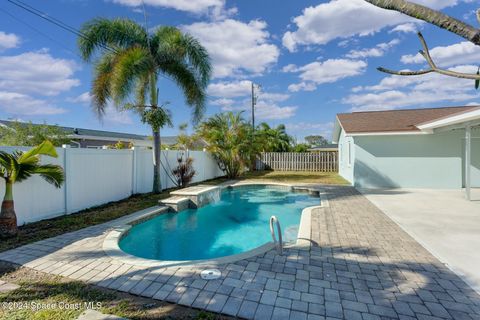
110,46 -> 154,107
32,164 -> 64,188
0,152 -> 14,179
18,141 -> 57,163
177,33 -> 212,87
157,59 -> 206,123
91,51 -> 117,117
78,18 -> 148,61
134,73 -> 150,108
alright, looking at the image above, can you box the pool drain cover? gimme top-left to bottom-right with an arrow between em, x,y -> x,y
201,269 -> 221,280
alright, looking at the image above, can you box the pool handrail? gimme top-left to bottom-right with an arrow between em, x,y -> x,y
269,215 -> 283,255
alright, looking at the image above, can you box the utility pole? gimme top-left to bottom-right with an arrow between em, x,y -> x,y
251,81 -> 260,130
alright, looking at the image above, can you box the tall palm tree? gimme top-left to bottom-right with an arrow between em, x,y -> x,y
78,19 -> 211,193
0,141 -> 64,237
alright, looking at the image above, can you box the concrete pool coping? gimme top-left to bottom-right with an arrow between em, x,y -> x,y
102,181 -> 329,268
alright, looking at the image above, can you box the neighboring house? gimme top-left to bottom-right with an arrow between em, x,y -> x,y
0,120 -> 178,148
308,144 -> 338,152
333,106 -> 480,198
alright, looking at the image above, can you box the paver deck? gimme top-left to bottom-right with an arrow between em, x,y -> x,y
1,186 -> 479,319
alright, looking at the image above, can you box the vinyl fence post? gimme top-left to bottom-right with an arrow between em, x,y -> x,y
131,147 -> 137,194
62,144 -> 70,215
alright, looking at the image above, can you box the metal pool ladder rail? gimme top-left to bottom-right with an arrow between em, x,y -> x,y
270,216 -> 283,255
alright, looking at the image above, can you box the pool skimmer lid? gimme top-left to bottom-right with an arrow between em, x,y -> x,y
201,269 -> 221,280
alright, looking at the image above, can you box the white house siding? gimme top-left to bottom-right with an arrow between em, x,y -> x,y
0,147 -> 224,225
340,129 -> 480,189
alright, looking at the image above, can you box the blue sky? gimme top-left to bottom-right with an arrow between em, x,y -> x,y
0,0 -> 479,141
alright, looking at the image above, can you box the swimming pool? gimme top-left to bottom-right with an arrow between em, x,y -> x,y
119,185 -> 320,261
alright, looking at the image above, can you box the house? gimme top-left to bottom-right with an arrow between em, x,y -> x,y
333,106 -> 480,199
0,120 -> 178,148
308,143 -> 338,152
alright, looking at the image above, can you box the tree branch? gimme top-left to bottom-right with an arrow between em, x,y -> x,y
364,0 -> 480,45
377,67 -> 433,76
377,32 -> 480,80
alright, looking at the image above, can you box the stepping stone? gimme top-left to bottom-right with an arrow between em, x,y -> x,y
0,282 -> 19,293
77,309 -> 126,320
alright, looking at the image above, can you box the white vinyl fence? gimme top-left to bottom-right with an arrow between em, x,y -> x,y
256,152 -> 338,172
0,146 -> 224,225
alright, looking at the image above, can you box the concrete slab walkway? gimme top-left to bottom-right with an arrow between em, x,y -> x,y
360,188 -> 480,294
0,185 -> 479,319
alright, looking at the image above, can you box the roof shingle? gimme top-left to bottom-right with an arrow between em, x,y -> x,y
337,106 -> 480,133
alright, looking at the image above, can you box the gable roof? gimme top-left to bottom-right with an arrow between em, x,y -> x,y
336,106 -> 480,134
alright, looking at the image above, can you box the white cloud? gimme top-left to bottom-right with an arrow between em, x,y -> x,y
210,98 -> 235,107
282,0 -> 463,51
103,104 -> 134,125
0,49 -> 80,96
108,0 -> 224,14
0,31 -> 20,51
208,80 -> 251,98
222,101 -> 297,120
389,23 -> 418,33
346,39 -> 400,59
343,65 -> 478,112
208,81 -> 294,120
182,19 -> 279,78
0,91 -> 66,115
208,80 -> 290,102
401,41 -> 480,67
286,121 -> 334,139
286,59 -> 367,92
259,92 -> 290,102
288,82 -> 317,92
67,92 -> 91,104
254,101 -> 297,120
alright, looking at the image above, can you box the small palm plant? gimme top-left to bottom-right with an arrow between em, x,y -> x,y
0,141 -> 64,237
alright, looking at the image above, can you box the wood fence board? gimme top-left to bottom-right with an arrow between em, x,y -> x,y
257,151 -> 338,172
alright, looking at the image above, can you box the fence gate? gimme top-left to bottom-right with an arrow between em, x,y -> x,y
256,152 -> 338,172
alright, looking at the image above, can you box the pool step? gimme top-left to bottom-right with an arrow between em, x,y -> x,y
170,185 -> 221,208
159,196 -> 191,212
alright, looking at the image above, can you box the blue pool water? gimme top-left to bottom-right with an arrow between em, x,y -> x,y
119,185 -> 320,261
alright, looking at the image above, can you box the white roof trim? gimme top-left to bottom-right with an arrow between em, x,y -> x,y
67,134 -> 152,146
347,131 -> 430,137
417,108 -> 480,131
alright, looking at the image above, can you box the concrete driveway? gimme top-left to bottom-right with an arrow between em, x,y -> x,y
360,188 -> 480,293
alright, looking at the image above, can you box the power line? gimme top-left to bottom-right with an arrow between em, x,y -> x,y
7,0 -> 118,55
0,6 -> 81,59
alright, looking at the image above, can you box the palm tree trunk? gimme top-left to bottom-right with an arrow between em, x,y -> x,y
0,181 -> 17,237
152,129 -> 162,193
150,74 -> 162,194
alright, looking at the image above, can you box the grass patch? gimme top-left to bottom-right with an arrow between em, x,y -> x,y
0,264 -> 229,320
0,192 -> 169,253
241,170 -> 349,185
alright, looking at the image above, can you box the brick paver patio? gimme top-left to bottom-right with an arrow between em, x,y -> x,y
1,185 -> 479,319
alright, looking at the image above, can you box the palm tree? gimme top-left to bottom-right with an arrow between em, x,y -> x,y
78,19 -> 211,193
257,123 -> 292,152
198,112 -> 259,178
0,141 -> 64,237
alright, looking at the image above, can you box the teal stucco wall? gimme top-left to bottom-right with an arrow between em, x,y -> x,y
338,128 -> 480,189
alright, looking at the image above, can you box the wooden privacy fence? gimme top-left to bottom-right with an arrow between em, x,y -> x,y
256,152 -> 338,172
